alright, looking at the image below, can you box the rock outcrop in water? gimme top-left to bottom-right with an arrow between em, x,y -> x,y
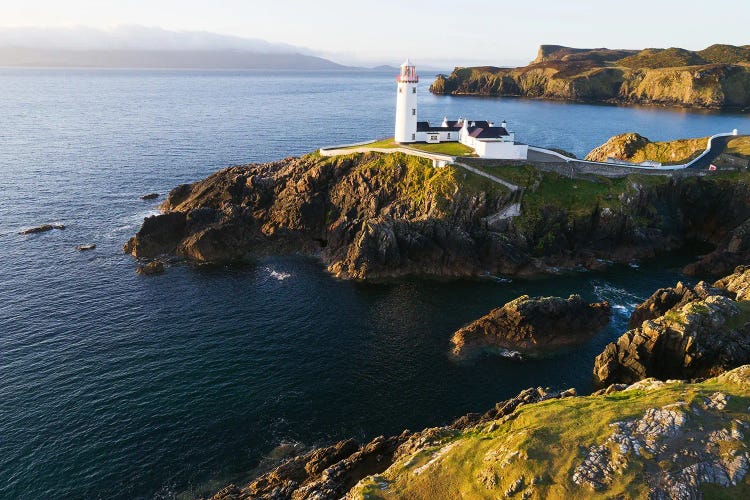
430,44 -> 750,110
19,223 -> 65,234
593,267 -> 750,387
125,152 -> 750,280
450,294 -> 611,357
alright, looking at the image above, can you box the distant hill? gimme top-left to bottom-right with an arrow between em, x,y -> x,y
0,47 -> 350,70
431,44 -> 750,111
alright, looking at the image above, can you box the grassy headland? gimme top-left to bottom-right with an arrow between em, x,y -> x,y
430,44 -> 750,110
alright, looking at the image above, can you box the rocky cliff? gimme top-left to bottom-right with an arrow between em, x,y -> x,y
593,267 -> 750,387
430,44 -> 750,110
207,367 -> 750,499
125,153 -> 750,280
450,294 -> 611,357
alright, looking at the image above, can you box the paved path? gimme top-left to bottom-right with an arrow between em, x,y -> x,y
453,161 -> 519,191
686,135 -> 733,169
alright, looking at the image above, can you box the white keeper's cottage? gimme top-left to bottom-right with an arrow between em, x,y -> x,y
395,60 -> 528,159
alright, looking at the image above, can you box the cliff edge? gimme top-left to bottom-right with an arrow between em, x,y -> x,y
125,152 -> 750,280
430,44 -> 750,110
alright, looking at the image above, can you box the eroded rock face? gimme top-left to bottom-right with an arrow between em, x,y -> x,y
451,294 -> 611,357
125,153 -> 750,280
628,281 -> 729,329
593,294 -> 750,387
715,265 -> 750,302
684,217 -> 750,277
573,400 -> 750,498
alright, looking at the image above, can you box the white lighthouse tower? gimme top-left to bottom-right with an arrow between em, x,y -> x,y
394,59 -> 419,143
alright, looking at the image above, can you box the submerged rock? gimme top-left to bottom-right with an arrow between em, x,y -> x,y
76,244 -> 96,251
451,294 -> 611,357
136,260 -> 164,275
19,224 -> 65,234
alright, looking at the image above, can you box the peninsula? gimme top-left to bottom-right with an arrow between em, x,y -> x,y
430,44 -> 750,111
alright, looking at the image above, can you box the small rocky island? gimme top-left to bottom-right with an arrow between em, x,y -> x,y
451,294 -> 611,357
430,44 -> 750,110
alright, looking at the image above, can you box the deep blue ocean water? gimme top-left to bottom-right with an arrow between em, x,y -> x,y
1,68 -> 749,499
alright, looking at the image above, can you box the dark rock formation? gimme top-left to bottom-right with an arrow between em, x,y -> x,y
593,268 -> 750,386
628,281 -> 728,328
451,294 -> 611,357
124,153 -> 750,281
19,223 -> 65,234
684,217 -> 750,277
140,193 -> 159,200
76,244 -> 96,251
430,44 -> 750,111
205,387 -> 573,500
136,260 -> 164,275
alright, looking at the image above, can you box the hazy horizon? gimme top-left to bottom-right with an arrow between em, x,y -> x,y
3,0 -> 749,68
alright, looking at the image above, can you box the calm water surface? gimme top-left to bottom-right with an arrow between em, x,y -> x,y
1,69 -> 749,499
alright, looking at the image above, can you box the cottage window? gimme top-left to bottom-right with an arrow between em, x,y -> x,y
399,88 -> 402,93
447,133 -> 451,139
412,133 -> 415,140
412,87 -> 416,93
412,108 -> 416,116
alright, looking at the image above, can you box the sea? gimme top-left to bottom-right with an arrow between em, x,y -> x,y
1,68 -> 748,499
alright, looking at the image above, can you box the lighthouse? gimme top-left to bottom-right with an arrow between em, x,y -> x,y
394,59 -> 419,143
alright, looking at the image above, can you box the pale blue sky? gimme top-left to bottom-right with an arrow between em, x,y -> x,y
2,0 -> 748,66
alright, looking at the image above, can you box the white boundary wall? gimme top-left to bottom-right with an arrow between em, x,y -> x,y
529,131 -> 739,171
320,130 -> 739,171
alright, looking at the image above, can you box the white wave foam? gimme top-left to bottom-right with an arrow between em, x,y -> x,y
266,268 -> 291,281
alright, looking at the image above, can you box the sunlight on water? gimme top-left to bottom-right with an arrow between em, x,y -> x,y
0,68 -> 747,499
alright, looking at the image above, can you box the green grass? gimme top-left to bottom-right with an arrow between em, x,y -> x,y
726,136 -> 750,158
350,372 -> 750,500
338,137 -> 475,157
405,142 -> 475,157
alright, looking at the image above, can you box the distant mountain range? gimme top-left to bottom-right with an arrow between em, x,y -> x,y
0,47 -> 351,70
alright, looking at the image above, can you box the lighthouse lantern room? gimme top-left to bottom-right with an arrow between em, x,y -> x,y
394,59 -> 419,143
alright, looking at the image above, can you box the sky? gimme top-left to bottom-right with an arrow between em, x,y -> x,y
2,0 -> 749,67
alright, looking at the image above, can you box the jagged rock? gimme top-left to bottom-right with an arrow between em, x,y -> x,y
136,261 -> 164,275
140,193 -> 159,200
593,294 -> 750,386
714,265 -> 750,301
76,244 -> 96,251
573,398 -> 750,498
628,280 -> 728,328
451,294 -> 611,357
19,223 -> 65,234
125,153 -> 750,281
